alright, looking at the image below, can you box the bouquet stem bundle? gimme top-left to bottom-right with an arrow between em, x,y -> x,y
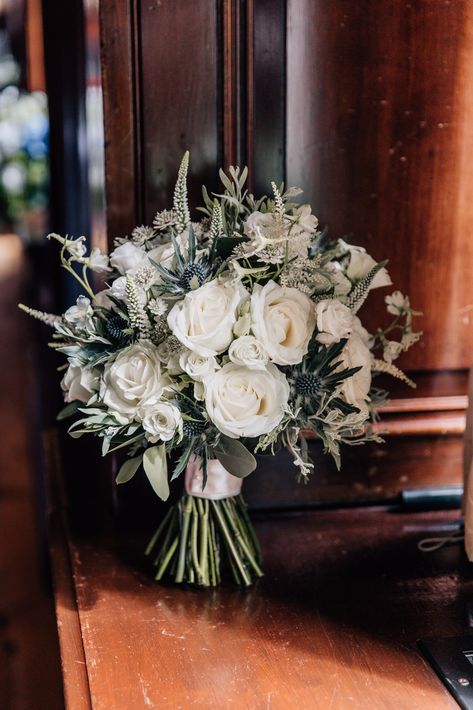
145,493 -> 263,587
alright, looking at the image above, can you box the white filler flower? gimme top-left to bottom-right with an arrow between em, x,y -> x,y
204,362 -> 289,438
167,279 -> 247,357
250,280 -> 315,365
100,341 -> 171,423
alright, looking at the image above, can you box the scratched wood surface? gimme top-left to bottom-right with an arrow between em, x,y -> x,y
52,504 -> 472,710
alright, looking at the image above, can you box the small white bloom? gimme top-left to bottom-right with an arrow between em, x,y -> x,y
179,350 -> 219,382
110,242 -> 146,274
204,362 -> 290,438
109,275 -> 146,305
66,237 -> 87,259
315,299 -> 354,345
61,365 -> 98,403
139,402 -> 183,443
383,340 -> 403,363
250,280 -> 315,365
167,279 -> 247,357
100,341 -> 172,423
228,336 -> 269,370
385,290 -> 410,315
64,295 -> 93,329
84,247 -> 111,273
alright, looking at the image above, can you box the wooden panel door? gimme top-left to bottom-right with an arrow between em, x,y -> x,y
97,1 -> 469,512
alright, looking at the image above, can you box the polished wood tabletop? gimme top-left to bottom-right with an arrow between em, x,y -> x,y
49,497 -> 471,710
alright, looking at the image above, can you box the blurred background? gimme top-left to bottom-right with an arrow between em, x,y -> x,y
0,0 -> 103,707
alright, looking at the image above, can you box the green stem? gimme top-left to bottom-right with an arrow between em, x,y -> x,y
197,498 -> 209,586
145,507 -> 173,556
190,498 -> 204,584
152,507 -> 178,566
221,499 -> 263,578
210,500 -> 252,586
236,495 -> 263,565
155,536 -> 179,580
175,496 -> 192,583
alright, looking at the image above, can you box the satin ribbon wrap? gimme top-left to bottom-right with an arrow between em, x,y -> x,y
185,455 -> 243,500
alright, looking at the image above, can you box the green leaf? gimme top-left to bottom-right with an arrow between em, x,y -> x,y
213,436 -> 257,479
56,402 -> 79,421
143,445 -> 169,500
116,455 -> 142,484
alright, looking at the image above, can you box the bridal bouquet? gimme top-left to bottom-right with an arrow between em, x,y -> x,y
21,153 -> 421,586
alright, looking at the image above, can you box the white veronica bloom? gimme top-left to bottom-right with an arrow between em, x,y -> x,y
228,336 -> 269,370
167,279 -> 247,357
345,245 -> 392,289
110,242 -> 146,274
140,402 -> 182,443
61,365 -> 98,403
204,362 -> 289,439
179,350 -> 219,382
315,299 -> 354,345
250,280 -> 315,365
338,322 -> 373,417
100,341 -> 171,423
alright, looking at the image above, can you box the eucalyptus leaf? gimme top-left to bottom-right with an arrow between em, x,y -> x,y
213,437 -> 257,478
116,455 -> 142,484
56,402 -> 79,421
143,445 -> 169,501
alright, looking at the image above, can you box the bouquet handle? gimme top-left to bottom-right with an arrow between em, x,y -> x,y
145,458 -> 263,587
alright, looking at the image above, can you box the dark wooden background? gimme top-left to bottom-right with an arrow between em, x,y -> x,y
95,0 -> 471,512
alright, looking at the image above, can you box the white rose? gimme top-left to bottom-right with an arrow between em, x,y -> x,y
315,299 -> 354,345
250,281 -> 315,365
61,365 -> 98,403
140,402 -> 182,443
167,279 -> 247,357
338,331 -> 372,417
147,233 -> 188,270
179,349 -> 219,382
110,242 -> 146,274
100,341 -> 171,423
346,247 -> 392,289
228,336 -> 269,370
204,362 -> 289,439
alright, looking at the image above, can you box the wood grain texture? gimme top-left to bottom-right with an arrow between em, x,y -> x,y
100,0 -> 138,242
138,1 -> 220,221
287,0 -> 473,370
53,507 -> 467,709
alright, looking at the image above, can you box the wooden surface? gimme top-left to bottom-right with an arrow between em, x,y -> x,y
50,501 -> 470,709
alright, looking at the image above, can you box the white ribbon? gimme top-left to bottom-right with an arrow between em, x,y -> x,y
185,455 -> 243,500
